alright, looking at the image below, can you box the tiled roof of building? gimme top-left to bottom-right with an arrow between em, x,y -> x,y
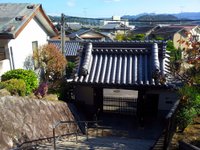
133,26 -> 157,34
151,26 -> 184,35
100,22 -> 131,30
0,3 -> 58,39
68,29 -> 109,39
73,41 -> 172,88
48,40 -> 80,56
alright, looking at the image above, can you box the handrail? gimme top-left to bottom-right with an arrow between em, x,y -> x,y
53,120 -> 102,150
151,100 -> 180,150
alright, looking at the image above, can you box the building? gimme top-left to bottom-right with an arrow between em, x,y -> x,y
99,22 -> 132,35
72,41 -> 178,122
68,29 -> 112,41
100,16 -> 129,26
132,26 -> 159,39
48,40 -> 80,62
150,25 -> 200,49
0,3 -> 58,76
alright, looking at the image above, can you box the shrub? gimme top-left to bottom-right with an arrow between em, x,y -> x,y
176,85 -> 200,131
66,61 -> 75,78
1,79 -> 26,96
176,107 -> 197,131
34,82 -> 48,98
1,69 -> 38,95
33,44 -> 67,81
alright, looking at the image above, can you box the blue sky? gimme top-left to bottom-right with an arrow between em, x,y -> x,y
0,0 -> 200,18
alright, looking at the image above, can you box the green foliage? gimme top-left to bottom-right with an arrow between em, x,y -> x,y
47,78 -> 72,101
66,61 -> 76,78
115,33 -> 145,41
154,36 -> 164,40
131,34 -> 145,40
115,33 -> 126,41
167,40 -> 182,71
1,79 -> 26,96
1,69 -> 38,95
177,85 -> 200,131
176,107 -> 197,131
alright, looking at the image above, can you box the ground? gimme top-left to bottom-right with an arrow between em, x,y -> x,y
170,116 -> 200,149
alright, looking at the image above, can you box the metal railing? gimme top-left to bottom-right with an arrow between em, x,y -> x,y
52,120 -> 101,150
151,100 -> 180,150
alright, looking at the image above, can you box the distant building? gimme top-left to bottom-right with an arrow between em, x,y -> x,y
100,16 -> 129,26
150,25 -> 200,49
0,3 -> 58,76
100,22 -> 132,35
132,26 -> 159,39
48,40 -> 80,62
68,29 -> 112,41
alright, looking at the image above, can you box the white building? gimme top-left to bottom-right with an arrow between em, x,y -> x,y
0,3 -> 58,76
100,16 -> 130,26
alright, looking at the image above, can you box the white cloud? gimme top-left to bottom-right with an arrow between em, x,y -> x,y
67,0 -> 75,7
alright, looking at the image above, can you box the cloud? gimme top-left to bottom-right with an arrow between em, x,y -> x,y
67,0 -> 75,7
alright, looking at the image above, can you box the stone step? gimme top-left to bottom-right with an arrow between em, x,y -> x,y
36,135 -> 155,150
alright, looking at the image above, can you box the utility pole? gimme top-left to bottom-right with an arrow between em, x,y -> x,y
61,13 -> 66,76
61,13 -> 65,55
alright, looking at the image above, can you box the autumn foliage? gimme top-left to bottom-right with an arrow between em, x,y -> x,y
33,44 -> 67,81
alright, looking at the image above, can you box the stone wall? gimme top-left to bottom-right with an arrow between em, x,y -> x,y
0,96 -> 77,150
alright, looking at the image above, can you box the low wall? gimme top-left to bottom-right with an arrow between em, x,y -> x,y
0,96 -> 77,150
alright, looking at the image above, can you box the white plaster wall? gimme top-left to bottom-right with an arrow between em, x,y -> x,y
8,18 -> 48,69
146,90 -> 179,111
0,59 -> 10,77
158,92 -> 179,110
74,86 -> 94,105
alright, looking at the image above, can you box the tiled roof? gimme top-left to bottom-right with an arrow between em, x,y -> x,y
0,3 -> 58,39
133,26 -> 157,34
152,26 -> 196,35
68,29 -> 109,39
100,23 -> 131,30
73,41 -> 172,88
48,40 -> 80,56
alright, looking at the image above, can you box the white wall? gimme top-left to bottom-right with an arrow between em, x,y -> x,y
146,90 -> 179,111
0,59 -> 10,77
74,86 -> 94,105
8,18 -> 48,69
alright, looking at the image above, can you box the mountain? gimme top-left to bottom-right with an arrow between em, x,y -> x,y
136,14 -> 178,21
122,12 -> 200,20
173,12 -> 200,20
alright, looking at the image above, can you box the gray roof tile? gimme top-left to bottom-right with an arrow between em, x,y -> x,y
48,40 -> 80,56
73,41 -> 172,88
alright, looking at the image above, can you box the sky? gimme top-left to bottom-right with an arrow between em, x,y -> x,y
0,0 -> 200,18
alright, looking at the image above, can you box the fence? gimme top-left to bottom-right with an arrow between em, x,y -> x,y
52,120 -> 101,150
179,141 -> 200,150
103,96 -> 137,115
151,100 -> 180,150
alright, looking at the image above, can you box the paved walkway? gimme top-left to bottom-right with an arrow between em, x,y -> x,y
37,135 -> 155,150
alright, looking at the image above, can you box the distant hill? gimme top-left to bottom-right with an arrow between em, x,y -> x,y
173,12 -> 200,20
49,12 -> 200,26
135,14 -> 178,21
122,12 -> 200,20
